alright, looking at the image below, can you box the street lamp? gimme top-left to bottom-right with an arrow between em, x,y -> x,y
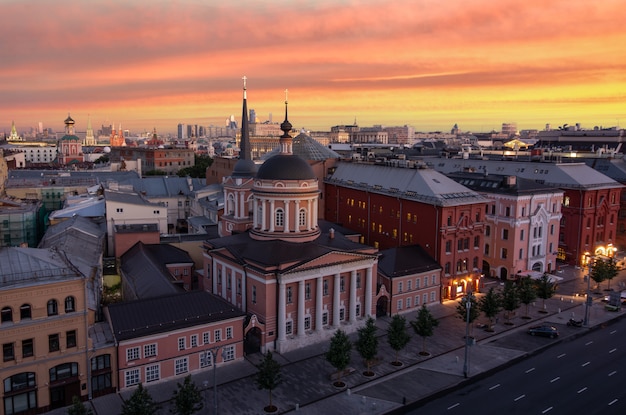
205,345 -> 227,415
584,255 -> 593,326
463,290 -> 474,378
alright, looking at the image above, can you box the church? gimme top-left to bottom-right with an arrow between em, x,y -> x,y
202,79 -> 379,354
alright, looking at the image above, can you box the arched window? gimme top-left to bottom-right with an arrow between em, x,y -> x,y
20,304 -> 32,320
1,307 -> 12,323
3,372 -> 37,414
47,299 -> 58,316
298,209 -> 307,227
275,208 -> 284,227
64,296 -> 76,313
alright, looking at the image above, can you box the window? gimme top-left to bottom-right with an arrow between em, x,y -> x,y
474,236 -> 480,248
356,275 -> 361,289
175,357 -> 189,375
66,330 -> 77,348
407,280 -> 411,291
125,369 -> 140,387
286,321 -> 293,335
190,335 -> 198,348
203,332 -> 210,345
126,347 -> 140,361
485,244 -> 490,256
520,229 -> 524,241
1,307 -> 12,323
299,209 -> 306,226
430,292 -> 436,302
3,343 -> 15,361
214,329 -> 222,342
397,300 -> 403,310
423,293 -> 428,304
398,282 -> 403,293
116,208 -> 124,213
287,286 -> 293,303
64,296 -> 76,313
424,276 -> 428,287
47,299 -> 58,316
19,304 -> 31,320
339,308 -> 345,321
304,316 -> 311,330
519,248 -> 524,260
355,304 -> 361,317
252,285 -> 257,304
275,208 -> 284,227
178,337 -> 186,351
501,248 -> 508,259
200,351 -> 212,368
145,365 -> 160,383
226,327 -> 233,339
432,275 -> 437,285
22,339 -> 34,358
502,229 -> 509,240
305,283 -> 311,300
223,345 -> 235,362
485,226 -> 491,237
3,373 -> 37,414
323,279 -> 328,296
505,207 -> 511,217
406,297 -> 411,308
415,278 -> 420,289
48,334 -> 60,352
144,344 -> 157,358
322,312 -> 329,326
415,295 -> 420,306
340,277 -> 345,292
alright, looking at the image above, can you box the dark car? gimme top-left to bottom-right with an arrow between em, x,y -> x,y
527,325 -> 559,338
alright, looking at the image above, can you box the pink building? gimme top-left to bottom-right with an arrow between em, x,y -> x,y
106,291 -> 245,389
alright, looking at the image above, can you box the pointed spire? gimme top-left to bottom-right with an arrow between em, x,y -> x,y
279,89 -> 293,155
240,75 -> 251,161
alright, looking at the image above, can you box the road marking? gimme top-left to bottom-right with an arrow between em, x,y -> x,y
447,403 -> 460,410
557,353 -> 566,358
514,394 -> 526,402
489,384 -> 500,390
525,368 -> 535,373
585,341 -> 593,346
610,330 -> 617,335
608,371 -> 617,377
608,399 -> 618,406
550,377 -> 560,383
542,407 -> 553,413
582,361 -> 590,367
578,387 -> 588,394
609,348 -> 617,354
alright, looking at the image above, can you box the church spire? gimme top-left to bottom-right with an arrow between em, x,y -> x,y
84,114 -> 96,146
279,89 -> 293,155
240,75 -> 251,161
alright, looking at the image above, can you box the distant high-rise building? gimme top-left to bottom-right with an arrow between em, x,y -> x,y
502,123 -> 517,137
249,108 -> 256,124
177,123 -> 187,139
38,121 -> 43,134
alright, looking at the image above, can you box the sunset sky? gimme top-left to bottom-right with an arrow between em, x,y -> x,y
2,0 -> 626,136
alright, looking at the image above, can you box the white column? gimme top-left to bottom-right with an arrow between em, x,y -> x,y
241,269 -> 247,312
294,200 -> 300,232
365,267 -> 373,318
333,273 -> 340,327
253,198 -> 259,228
261,200 -> 267,231
313,198 -> 319,227
278,279 -> 286,342
316,277 -> 323,332
308,199 -> 313,230
239,192 -> 244,218
298,280 -> 305,337
349,270 -> 357,323
269,200 -> 275,232
212,261 -> 217,294
284,200 -> 290,233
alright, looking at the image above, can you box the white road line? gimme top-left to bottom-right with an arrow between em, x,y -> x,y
447,403 -> 460,410
608,371 -> 617,377
582,361 -> 590,367
542,407 -> 554,413
609,348 -> 617,354
514,394 -> 526,402
585,341 -> 594,346
578,387 -> 588,394
550,377 -> 560,383
489,384 -> 500,390
610,330 -> 617,335
608,399 -> 618,406
525,368 -> 535,373
557,353 -> 566,358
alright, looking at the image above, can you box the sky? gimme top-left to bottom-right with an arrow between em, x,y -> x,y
2,0 -> 626,136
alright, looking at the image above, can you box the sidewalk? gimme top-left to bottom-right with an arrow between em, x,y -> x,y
51,270 -> 626,415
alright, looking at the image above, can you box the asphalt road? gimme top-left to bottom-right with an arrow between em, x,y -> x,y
406,317 -> 626,415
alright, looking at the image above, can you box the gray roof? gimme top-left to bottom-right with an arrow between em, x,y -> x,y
582,158 -> 626,183
262,132 -> 341,161
104,189 -> 163,206
107,290 -> 245,342
428,158 -> 622,190
378,245 -> 441,278
0,247 -> 82,290
120,242 -> 192,299
446,172 -> 564,196
6,169 -> 139,188
326,162 -> 487,207
48,196 -> 106,219
115,176 -> 206,197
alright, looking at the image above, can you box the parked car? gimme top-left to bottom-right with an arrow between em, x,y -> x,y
602,290 -> 626,304
527,325 -> 559,338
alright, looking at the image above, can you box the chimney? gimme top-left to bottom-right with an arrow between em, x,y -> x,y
329,228 -> 335,239
504,175 -> 516,186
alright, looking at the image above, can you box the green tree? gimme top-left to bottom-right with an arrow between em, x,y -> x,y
591,258 -> 619,291
387,314 -> 411,365
121,383 -> 159,415
518,276 -> 537,319
534,273 -> 556,312
355,317 -> 378,375
177,154 -> 214,178
255,351 -> 282,412
326,329 -> 352,386
410,304 -> 439,356
479,287 -> 502,330
456,293 -> 480,332
501,281 -> 521,324
67,396 -> 93,415
171,375 -> 203,415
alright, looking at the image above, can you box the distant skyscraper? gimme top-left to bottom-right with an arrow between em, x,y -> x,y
38,122 -> 43,134
177,123 -> 187,139
249,108 -> 256,123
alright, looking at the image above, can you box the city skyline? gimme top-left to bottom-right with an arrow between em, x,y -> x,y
2,0 -> 626,135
